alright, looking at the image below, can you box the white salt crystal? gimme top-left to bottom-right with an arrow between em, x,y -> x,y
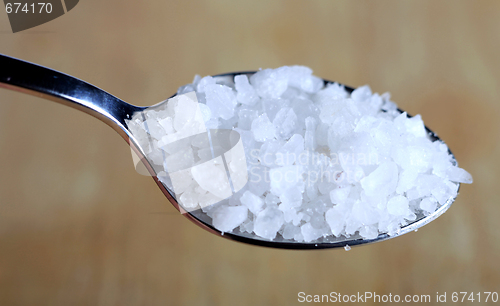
251,114 -> 276,142
177,84 -> 196,95
444,180 -> 459,199
146,142 -> 165,166
198,192 -> 224,209
205,84 -> 237,120
431,151 -> 454,178
406,114 -> 427,138
179,187 -> 200,209
196,76 -> 216,93
234,75 -> 260,105
381,99 -> 398,111
325,207 -> 345,237
240,190 -> 264,215
275,134 -> 304,166
191,75 -> 202,86
287,66 -> 323,93
191,159 -> 232,199
250,68 -> 288,99
330,185 -> 351,204
393,111 -> 408,132
446,166 -> 473,184
282,223 -> 301,240
212,205 -> 248,232
392,144 -> 431,173
237,109 -> 259,130
387,195 -> 410,216
239,219 -> 254,233
430,178 -> 450,205
360,161 -> 399,197
345,214 -> 362,236
198,103 -> 212,123
420,197 -> 437,213
310,212 -> 327,229
169,168 -> 194,195
368,94 -> 383,113
173,99 -> 206,136
259,139 -> 282,167
290,98 -> 319,130
144,118 -> 167,140
262,98 -> 289,121
304,117 -> 317,150
406,187 -> 423,201
414,174 -> 437,199
301,222 -> 324,242
270,165 -> 303,196
396,169 -> 419,194
163,146 -> 194,173
265,193 -> 280,206
315,83 -> 348,105
359,225 -> 379,240
254,207 -> 284,240
318,181 -> 335,195
273,107 -> 297,139
279,188 -> 303,209
319,99 -> 346,125
351,85 -> 372,103
352,200 -> 379,225
315,122 -> 329,146
158,117 -> 174,134
305,183 -> 319,202
283,208 -> 305,226
247,165 -> 270,196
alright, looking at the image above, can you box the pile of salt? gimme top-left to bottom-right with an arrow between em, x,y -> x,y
128,66 -> 473,242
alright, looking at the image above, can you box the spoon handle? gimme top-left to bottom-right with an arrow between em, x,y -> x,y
0,54 -> 143,141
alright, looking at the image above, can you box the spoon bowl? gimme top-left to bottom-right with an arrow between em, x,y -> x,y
0,54 -> 460,249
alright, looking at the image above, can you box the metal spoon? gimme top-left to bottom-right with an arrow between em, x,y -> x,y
0,54 -> 460,249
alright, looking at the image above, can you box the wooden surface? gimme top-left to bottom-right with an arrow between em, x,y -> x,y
0,1 -> 497,305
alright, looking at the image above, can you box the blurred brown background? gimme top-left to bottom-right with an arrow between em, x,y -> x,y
0,1 -> 497,305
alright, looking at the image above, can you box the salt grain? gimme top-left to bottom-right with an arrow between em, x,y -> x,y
254,207 -> 285,240
251,113 -> 276,142
212,205 -> 248,232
